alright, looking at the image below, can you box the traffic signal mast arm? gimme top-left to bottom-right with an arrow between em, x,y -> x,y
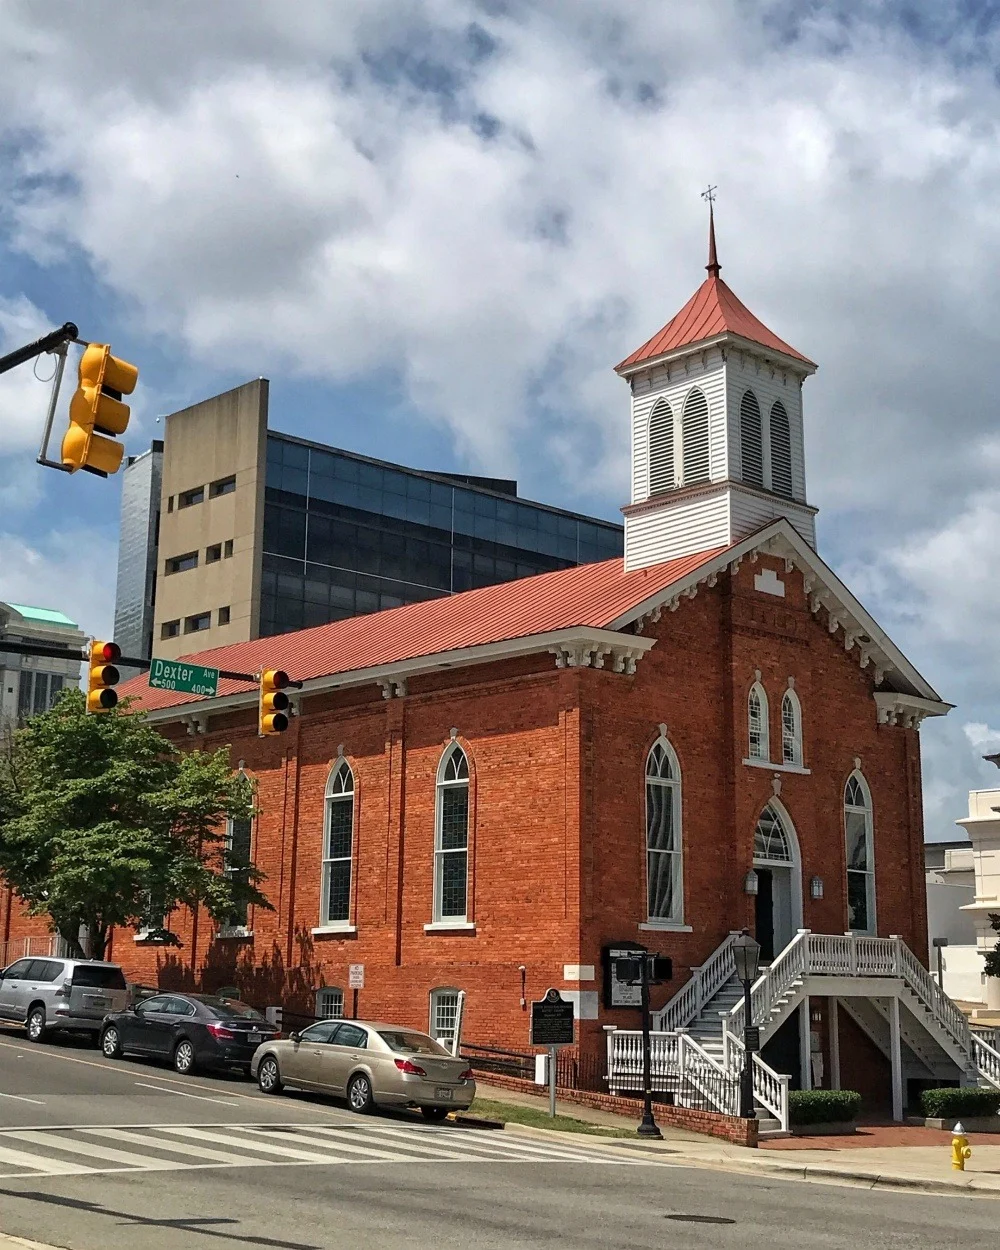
0,323 -> 79,378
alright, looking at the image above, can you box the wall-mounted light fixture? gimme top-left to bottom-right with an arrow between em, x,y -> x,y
518,965 -> 527,1009
810,876 -> 824,900
743,869 -> 759,897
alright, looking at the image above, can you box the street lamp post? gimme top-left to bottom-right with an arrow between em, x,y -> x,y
732,927 -> 762,1120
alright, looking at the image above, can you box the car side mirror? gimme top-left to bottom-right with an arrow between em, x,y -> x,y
289,1031 -> 300,1044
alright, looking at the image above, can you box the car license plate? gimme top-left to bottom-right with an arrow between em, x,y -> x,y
248,1031 -> 261,1044
86,996 -> 108,1008
434,1087 -> 454,1100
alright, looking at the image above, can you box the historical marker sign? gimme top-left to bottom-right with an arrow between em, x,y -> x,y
530,988 -> 574,1046
149,657 -> 220,698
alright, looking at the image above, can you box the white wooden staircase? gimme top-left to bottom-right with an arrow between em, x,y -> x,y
606,929 -> 1000,1133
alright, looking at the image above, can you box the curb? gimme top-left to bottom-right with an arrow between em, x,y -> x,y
451,1114 -> 505,1130
0,1235 -> 67,1249
686,1153 -> 1000,1197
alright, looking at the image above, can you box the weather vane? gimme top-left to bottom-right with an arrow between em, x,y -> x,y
701,184 -> 717,205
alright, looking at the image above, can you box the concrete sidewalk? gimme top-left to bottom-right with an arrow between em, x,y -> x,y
475,1081 -> 1000,1197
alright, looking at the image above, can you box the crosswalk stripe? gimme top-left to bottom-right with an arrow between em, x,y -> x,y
154,1124 -> 375,1164
298,1125 -> 482,1161
234,1126 -> 454,1163
0,1141 -> 87,1176
82,1127 -> 256,1167
317,1122 -> 629,1165
5,1130 -> 183,1171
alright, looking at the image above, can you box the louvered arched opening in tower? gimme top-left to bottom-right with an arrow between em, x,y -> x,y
740,390 -> 764,488
681,388 -> 710,485
770,400 -> 793,499
648,398 -> 675,496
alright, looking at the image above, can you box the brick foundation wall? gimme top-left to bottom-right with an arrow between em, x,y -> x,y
474,1072 -> 758,1147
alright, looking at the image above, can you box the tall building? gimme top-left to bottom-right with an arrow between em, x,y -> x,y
0,604 -> 84,727
116,379 -> 624,660
113,440 -> 163,666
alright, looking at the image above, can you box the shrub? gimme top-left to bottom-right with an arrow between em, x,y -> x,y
788,1090 -> 862,1125
920,1087 -> 1000,1120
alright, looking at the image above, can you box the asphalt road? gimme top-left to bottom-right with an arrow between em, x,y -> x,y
0,1023 -> 995,1250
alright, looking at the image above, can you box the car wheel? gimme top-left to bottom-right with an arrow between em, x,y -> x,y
257,1055 -> 283,1095
347,1072 -> 375,1114
26,1006 -> 47,1043
173,1038 -> 196,1075
420,1106 -> 450,1123
100,1025 -> 123,1059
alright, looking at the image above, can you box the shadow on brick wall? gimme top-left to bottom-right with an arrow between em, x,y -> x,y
154,930 -> 325,1014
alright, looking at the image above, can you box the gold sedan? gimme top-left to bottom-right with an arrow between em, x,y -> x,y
251,1019 -> 477,1121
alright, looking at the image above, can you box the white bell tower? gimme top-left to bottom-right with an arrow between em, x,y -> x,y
616,201 -> 818,572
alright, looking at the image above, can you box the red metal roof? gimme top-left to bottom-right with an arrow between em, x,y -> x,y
617,275 -> 814,371
122,545 -> 726,714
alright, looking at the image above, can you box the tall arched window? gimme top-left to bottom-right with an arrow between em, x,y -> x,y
222,772 -> 254,935
645,737 -> 683,924
648,398 -> 675,496
321,760 -> 355,927
434,744 -> 470,922
740,390 -> 764,488
770,401 -> 793,499
748,683 -> 769,761
781,689 -> 802,767
754,804 -> 793,863
844,772 -> 876,935
681,388 -> 711,485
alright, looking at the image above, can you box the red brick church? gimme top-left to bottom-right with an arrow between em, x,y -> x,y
8,215 -> 996,1123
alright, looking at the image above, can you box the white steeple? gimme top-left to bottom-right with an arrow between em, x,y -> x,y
616,206 -> 818,572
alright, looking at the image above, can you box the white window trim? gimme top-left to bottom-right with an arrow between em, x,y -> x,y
639,922 -> 693,933
781,688 -> 803,767
429,985 -> 462,1049
433,744 -> 470,924
748,682 -> 770,762
320,760 -> 355,929
844,770 -> 877,936
742,758 -> 811,775
423,921 -> 476,933
311,924 -> 358,936
645,736 -> 683,926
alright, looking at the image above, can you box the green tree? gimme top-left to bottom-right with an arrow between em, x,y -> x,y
0,689 -> 271,958
984,914 -> 1000,979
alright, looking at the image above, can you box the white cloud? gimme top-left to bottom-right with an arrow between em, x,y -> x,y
0,530 -> 116,640
963,723 -> 1000,752
0,296 -> 64,456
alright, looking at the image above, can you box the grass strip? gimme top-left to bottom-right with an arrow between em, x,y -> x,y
463,1096 -> 636,1139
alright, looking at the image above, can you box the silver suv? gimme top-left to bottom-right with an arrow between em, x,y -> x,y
0,957 -> 128,1042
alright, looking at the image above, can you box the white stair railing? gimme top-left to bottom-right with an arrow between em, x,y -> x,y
724,1031 -> 790,1132
605,1028 -> 680,1095
727,929 -> 809,1040
971,1032 -> 1000,1090
654,931 -> 740,1032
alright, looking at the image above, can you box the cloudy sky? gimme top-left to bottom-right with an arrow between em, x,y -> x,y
1,0 -> 998,837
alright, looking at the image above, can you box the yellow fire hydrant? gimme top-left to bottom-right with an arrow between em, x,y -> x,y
952,1122 -> 972,1171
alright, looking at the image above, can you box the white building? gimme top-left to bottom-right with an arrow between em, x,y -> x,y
0,603 -> 85,727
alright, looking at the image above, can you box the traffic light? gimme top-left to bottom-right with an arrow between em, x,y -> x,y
258,669 -> 290,736
61,343 -> 138,476
86,641 -> 121,713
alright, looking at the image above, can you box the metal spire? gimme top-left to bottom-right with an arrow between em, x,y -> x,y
702,185 -> 720,278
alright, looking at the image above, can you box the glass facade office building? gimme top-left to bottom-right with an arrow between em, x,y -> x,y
114,442 -> 163,666
260,436 -> 624,637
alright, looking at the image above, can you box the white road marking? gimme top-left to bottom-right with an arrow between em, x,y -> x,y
134,1082 -> 239,1106
235,1125 -> 465,1162
5,1129 -> 184,1171
0,1091 -> 45,1105
153,1123 -> 359,1164
352,1122 -> 622,1163
0,1141 -> 86,1175
83,1126 -> 256,1167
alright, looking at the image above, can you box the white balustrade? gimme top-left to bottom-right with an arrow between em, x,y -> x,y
655,931 -> 740,1032
971,1032 -> 1000,1091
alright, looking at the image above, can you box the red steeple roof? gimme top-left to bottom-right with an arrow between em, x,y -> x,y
617,208 -> 814,371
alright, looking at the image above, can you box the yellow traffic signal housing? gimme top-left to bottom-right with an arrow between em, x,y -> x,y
61,343 -> 138,476
259,669 -> 290,736
87,641 -> 121,713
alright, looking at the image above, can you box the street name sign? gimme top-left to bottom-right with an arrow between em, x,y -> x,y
530,988 -> 574,1046
149,657 -> 220,698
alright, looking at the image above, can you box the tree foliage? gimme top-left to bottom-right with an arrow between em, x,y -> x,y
0,689 -> 271,959
984,913 -> 1000,980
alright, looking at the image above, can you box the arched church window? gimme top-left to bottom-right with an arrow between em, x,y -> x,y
648,398 -> 675,496
740,390 -> 764,488
754,804 -> 793,863
645,737 -> 683,924
781,689 -> 802,767
770,401 -> 793,499
748,683 -> 769,761
844,772 -> 876,935
321,760 -> 355,927
434,743 -> 470,922
681,388 -> 711,485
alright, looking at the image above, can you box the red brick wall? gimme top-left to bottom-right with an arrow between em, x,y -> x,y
836,1008 -> 892,1115
0,553 -> 928,1103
